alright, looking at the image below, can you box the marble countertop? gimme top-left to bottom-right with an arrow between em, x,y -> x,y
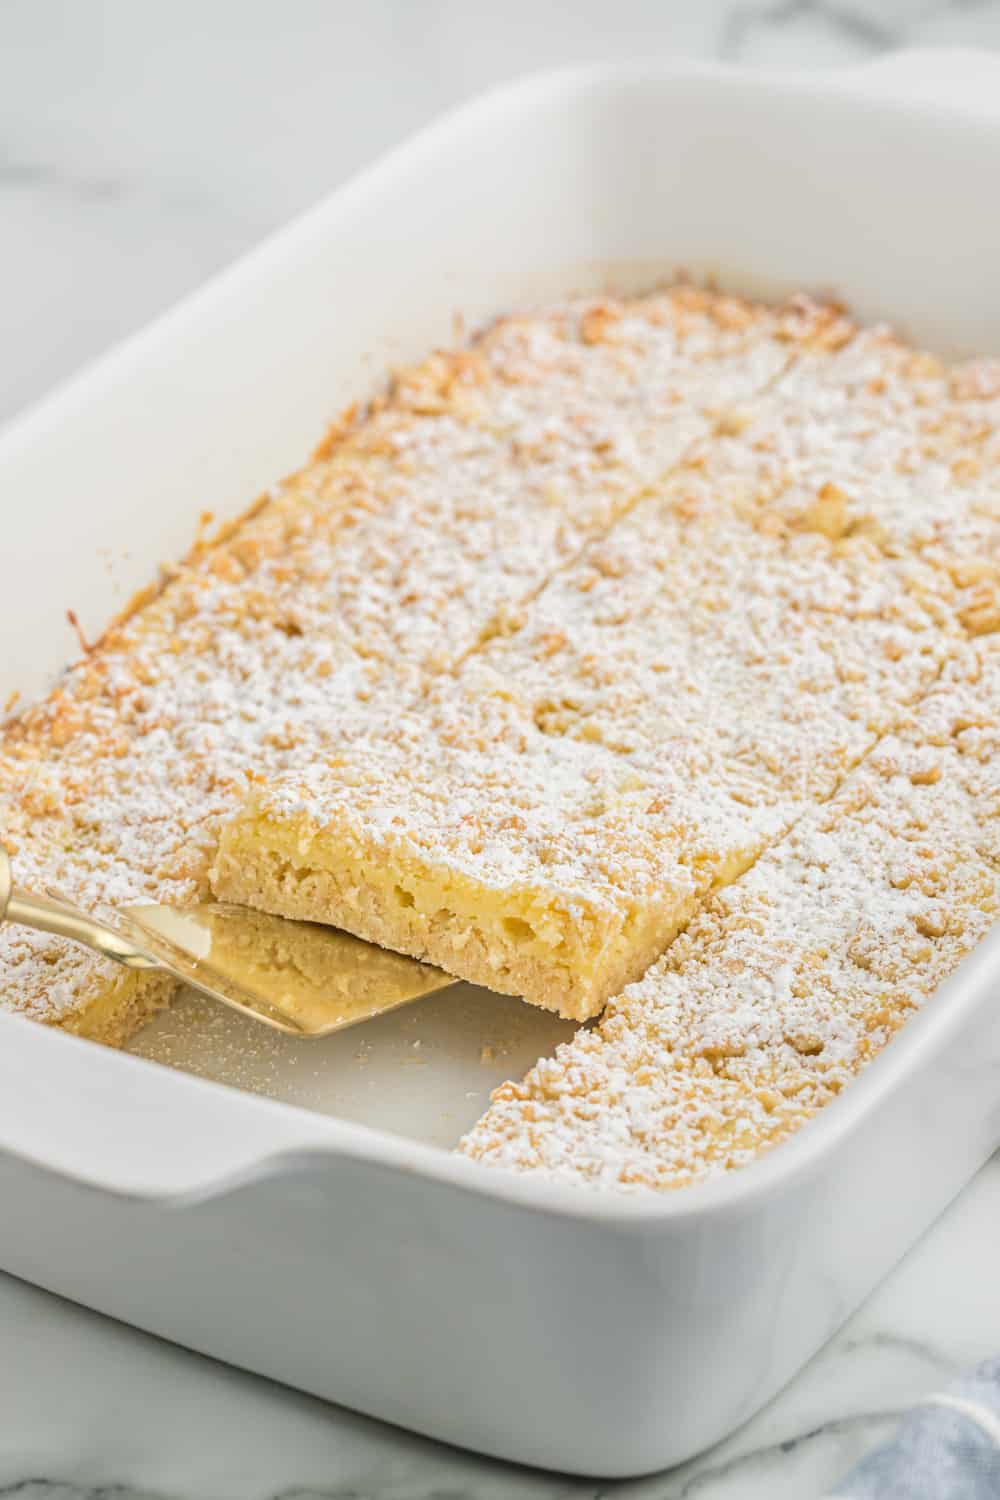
2,2 -> 1000,1496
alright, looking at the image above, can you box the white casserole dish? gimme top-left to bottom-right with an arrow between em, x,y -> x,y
2,50 -> 1000,1479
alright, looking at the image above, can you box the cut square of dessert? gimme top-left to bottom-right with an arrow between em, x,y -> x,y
309,288 -> 843,666
697,321 -> 1000,635
464,479 -> 954,803
458,637 -> 1000,1189
213,489 -> 955,1021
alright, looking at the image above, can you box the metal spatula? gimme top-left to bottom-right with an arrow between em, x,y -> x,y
0,844 -> 455,1036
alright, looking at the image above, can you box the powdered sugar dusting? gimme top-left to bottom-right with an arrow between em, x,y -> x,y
0,288 -> 810,1027
459,639 -> 1000,1188
237,308 -> 994,1019
245,489 -> 956,1017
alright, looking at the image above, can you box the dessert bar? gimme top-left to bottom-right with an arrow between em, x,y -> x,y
215,492 -> 953,1018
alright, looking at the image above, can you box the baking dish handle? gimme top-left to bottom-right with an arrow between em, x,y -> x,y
832,48 -> 1000,120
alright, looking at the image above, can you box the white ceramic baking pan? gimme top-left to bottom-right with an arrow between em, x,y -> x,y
2,51 -> 1000,1479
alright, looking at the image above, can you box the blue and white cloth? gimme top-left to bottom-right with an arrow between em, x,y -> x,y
828,1357 -> 1000,1498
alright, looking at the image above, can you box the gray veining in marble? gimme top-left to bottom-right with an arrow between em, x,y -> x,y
2,2 -> 1000,1497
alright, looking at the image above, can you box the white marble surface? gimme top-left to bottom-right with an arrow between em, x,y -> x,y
1,2 -> 1000,1496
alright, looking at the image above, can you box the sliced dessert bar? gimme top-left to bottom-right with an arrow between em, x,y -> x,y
213,492 -> 953,1020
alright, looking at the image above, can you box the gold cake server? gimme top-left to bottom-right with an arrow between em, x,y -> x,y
0,844 -> 455,1036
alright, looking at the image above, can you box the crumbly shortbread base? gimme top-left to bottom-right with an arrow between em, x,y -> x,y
213,815 -> 707,1023
62,971 -> 177,1049
459,640 -> 1000,1188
